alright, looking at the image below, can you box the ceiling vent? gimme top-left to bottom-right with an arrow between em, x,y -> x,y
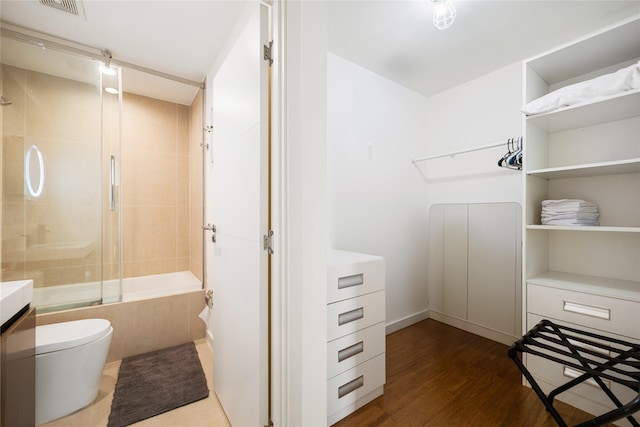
39,0 -> 85,18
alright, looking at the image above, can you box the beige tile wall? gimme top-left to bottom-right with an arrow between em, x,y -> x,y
102,89 -> 121,282
36,289 -> 206,362
1,65 -> 102,287
2,65 -> 204,288
121,93 -> 194,279
189,90 -> 204,281
0,65 -> 3,281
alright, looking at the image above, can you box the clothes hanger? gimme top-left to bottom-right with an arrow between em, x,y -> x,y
499,137 -> 523,170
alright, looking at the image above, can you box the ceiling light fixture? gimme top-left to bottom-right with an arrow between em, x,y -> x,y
100,49 -> 116,75
432,0 -> 456,30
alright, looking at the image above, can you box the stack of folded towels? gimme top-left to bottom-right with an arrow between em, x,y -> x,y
541,199 -> 600,226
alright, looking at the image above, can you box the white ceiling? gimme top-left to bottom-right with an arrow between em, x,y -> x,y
328,1 -> 640,97
1,0 -> 640,104
1,0 -> 248,105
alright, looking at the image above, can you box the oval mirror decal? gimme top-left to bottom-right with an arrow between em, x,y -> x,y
25,144 -> 44,197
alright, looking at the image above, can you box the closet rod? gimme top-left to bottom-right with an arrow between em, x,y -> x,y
412,141 -> 506,163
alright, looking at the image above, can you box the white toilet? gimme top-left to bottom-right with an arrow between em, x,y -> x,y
35,318 -> 113,425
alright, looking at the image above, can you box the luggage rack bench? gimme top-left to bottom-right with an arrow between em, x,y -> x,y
508,319 -> 640,427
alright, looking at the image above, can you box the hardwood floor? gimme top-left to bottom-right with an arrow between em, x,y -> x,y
334,319 -> 613,427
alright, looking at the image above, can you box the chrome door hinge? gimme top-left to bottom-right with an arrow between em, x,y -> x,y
263,230 -> 274,255
263,41 -> 273,66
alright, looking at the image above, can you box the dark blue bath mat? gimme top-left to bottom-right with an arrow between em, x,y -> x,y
107,342 -> 209,427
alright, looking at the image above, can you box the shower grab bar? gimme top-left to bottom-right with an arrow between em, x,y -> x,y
110,155 -> 116,211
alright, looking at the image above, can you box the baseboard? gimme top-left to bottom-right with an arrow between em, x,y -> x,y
385,309 -> 430,335
428,311 -> 518,346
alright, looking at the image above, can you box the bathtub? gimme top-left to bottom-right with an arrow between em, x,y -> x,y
33,271 -> 202,311
34,270 -> 206,362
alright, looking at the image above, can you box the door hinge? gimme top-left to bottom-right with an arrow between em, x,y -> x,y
263,230 -> 274,255
263,41 -> 273,66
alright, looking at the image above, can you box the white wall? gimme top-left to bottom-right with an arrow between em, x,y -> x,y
327,53 -> 431,331
421,62 -> 523,207
283,2 -> 328,426
327,56 -> 524,332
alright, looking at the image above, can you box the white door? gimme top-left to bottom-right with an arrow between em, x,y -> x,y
204,4 -> 269,426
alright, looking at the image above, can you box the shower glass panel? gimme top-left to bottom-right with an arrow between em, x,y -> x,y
0,33 -> 122,312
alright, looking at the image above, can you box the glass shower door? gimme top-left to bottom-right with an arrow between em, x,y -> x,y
0,32 -> 122,312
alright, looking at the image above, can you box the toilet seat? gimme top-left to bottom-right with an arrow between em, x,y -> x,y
36,319 -> 112,355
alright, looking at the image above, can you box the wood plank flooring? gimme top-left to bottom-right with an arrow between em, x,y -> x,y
334,319 -> 614,427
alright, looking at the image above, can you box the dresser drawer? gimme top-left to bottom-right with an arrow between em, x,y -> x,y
526,314 -> 639,412
327,291 -> 385,342
328,251 -> 385,304
327,353 -> 385,417
327,322 -> 385,379
527,284 -> 640,339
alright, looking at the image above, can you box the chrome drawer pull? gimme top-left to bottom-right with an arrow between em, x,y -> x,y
568,339 -> 611,357
563,366 -> 610,389
563,301 -> 610,320
338,341 -> 364,362
338,375 -> 364,399
338,274 -> 364,289
338,307 -> 364,326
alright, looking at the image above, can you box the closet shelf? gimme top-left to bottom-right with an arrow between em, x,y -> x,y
526,89 -> 640,133
527,158 -> 640,179
527,271 -> 640,302
527,225 -> 640,233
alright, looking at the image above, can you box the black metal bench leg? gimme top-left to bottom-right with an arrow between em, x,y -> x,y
508,346 -> 569,427
574,394 -> 640,427
509,320 -> 640,427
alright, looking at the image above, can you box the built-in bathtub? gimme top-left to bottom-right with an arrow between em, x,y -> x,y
34,271 -> 206,362
33,271 -> 202,311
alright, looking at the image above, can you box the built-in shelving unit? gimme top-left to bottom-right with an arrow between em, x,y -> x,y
527,158 -> 640,179
526,89 -> 640,132
526,225 -> 640,233
522,15 -> 640,423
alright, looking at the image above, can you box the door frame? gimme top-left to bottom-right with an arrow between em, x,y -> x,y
271,1 -> 329,426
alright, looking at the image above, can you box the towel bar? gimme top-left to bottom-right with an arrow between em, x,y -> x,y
508,319 -> 640,427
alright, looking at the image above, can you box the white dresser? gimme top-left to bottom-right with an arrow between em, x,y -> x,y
327,249 -> 386,425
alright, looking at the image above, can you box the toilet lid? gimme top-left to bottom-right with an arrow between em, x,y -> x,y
36,318 -> 112,355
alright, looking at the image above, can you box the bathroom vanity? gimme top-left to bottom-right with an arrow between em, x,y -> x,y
1,280 -> 35,426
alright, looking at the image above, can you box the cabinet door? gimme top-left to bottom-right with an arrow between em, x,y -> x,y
443,204 -> 468,319
468,203 -> 521,336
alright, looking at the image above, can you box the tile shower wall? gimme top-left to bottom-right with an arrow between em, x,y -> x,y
189,90 -> 203,282
1,65 -> 102,287
121,93 -> 192,278
2,66 -> 202,286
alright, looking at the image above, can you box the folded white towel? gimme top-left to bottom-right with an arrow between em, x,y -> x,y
542,207 -> 598,213
523,60 -> 640,115
541,199 -> 600,226
541,199 -> 598,208
541,212 -> 599,220
542,219 -> 600,226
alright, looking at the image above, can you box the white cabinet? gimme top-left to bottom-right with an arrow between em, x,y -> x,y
327,250 -> 385,426
428,203 -> 522,345
522,16 -> 640,422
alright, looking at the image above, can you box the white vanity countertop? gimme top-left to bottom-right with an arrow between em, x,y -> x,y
0,279 -> 34,329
